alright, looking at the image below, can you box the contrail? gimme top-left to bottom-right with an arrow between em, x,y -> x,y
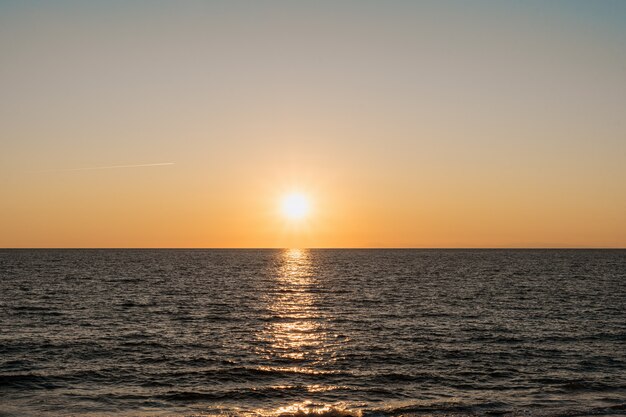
31,162 -> 175,173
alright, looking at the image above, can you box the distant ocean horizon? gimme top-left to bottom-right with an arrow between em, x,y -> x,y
3,247 -> 625,249
1,249 -> 625,417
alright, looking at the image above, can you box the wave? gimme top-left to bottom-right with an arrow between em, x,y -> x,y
271,402 -> 361,417
157,385 -> 358,403
265,401 -> 626,417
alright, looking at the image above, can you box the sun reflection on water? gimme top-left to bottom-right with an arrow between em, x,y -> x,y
252,249 -> 351,416
271,400 -> 361,417
265,248 -> 328,362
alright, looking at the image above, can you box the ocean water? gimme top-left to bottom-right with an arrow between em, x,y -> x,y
1,249 -> 625,417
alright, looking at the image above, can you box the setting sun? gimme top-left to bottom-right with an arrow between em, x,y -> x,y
281,193 -> 310,220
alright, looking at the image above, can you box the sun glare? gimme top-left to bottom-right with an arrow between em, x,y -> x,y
281,193 -> 310,220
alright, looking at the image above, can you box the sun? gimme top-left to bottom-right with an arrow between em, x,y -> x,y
281,193 -> 310,220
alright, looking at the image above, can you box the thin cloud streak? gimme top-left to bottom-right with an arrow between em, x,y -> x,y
30,162 -> 175,173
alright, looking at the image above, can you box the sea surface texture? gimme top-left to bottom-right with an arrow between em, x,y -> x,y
1,249 -> 625,417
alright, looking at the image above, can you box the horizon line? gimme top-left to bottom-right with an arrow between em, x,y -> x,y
1,247 -> 624,250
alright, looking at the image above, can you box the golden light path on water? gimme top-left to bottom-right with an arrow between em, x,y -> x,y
253,249 -> 357,417
269,249 -> 321,361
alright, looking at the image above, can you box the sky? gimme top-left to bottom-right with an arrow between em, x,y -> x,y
1,0 -> 625,248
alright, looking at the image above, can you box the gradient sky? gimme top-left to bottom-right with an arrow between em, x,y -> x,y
1,1 -> 625,248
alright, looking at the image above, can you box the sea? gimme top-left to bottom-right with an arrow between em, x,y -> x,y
1,249 -> 625,417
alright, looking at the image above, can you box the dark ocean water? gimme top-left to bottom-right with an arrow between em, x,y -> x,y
1,249 -> 625,417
